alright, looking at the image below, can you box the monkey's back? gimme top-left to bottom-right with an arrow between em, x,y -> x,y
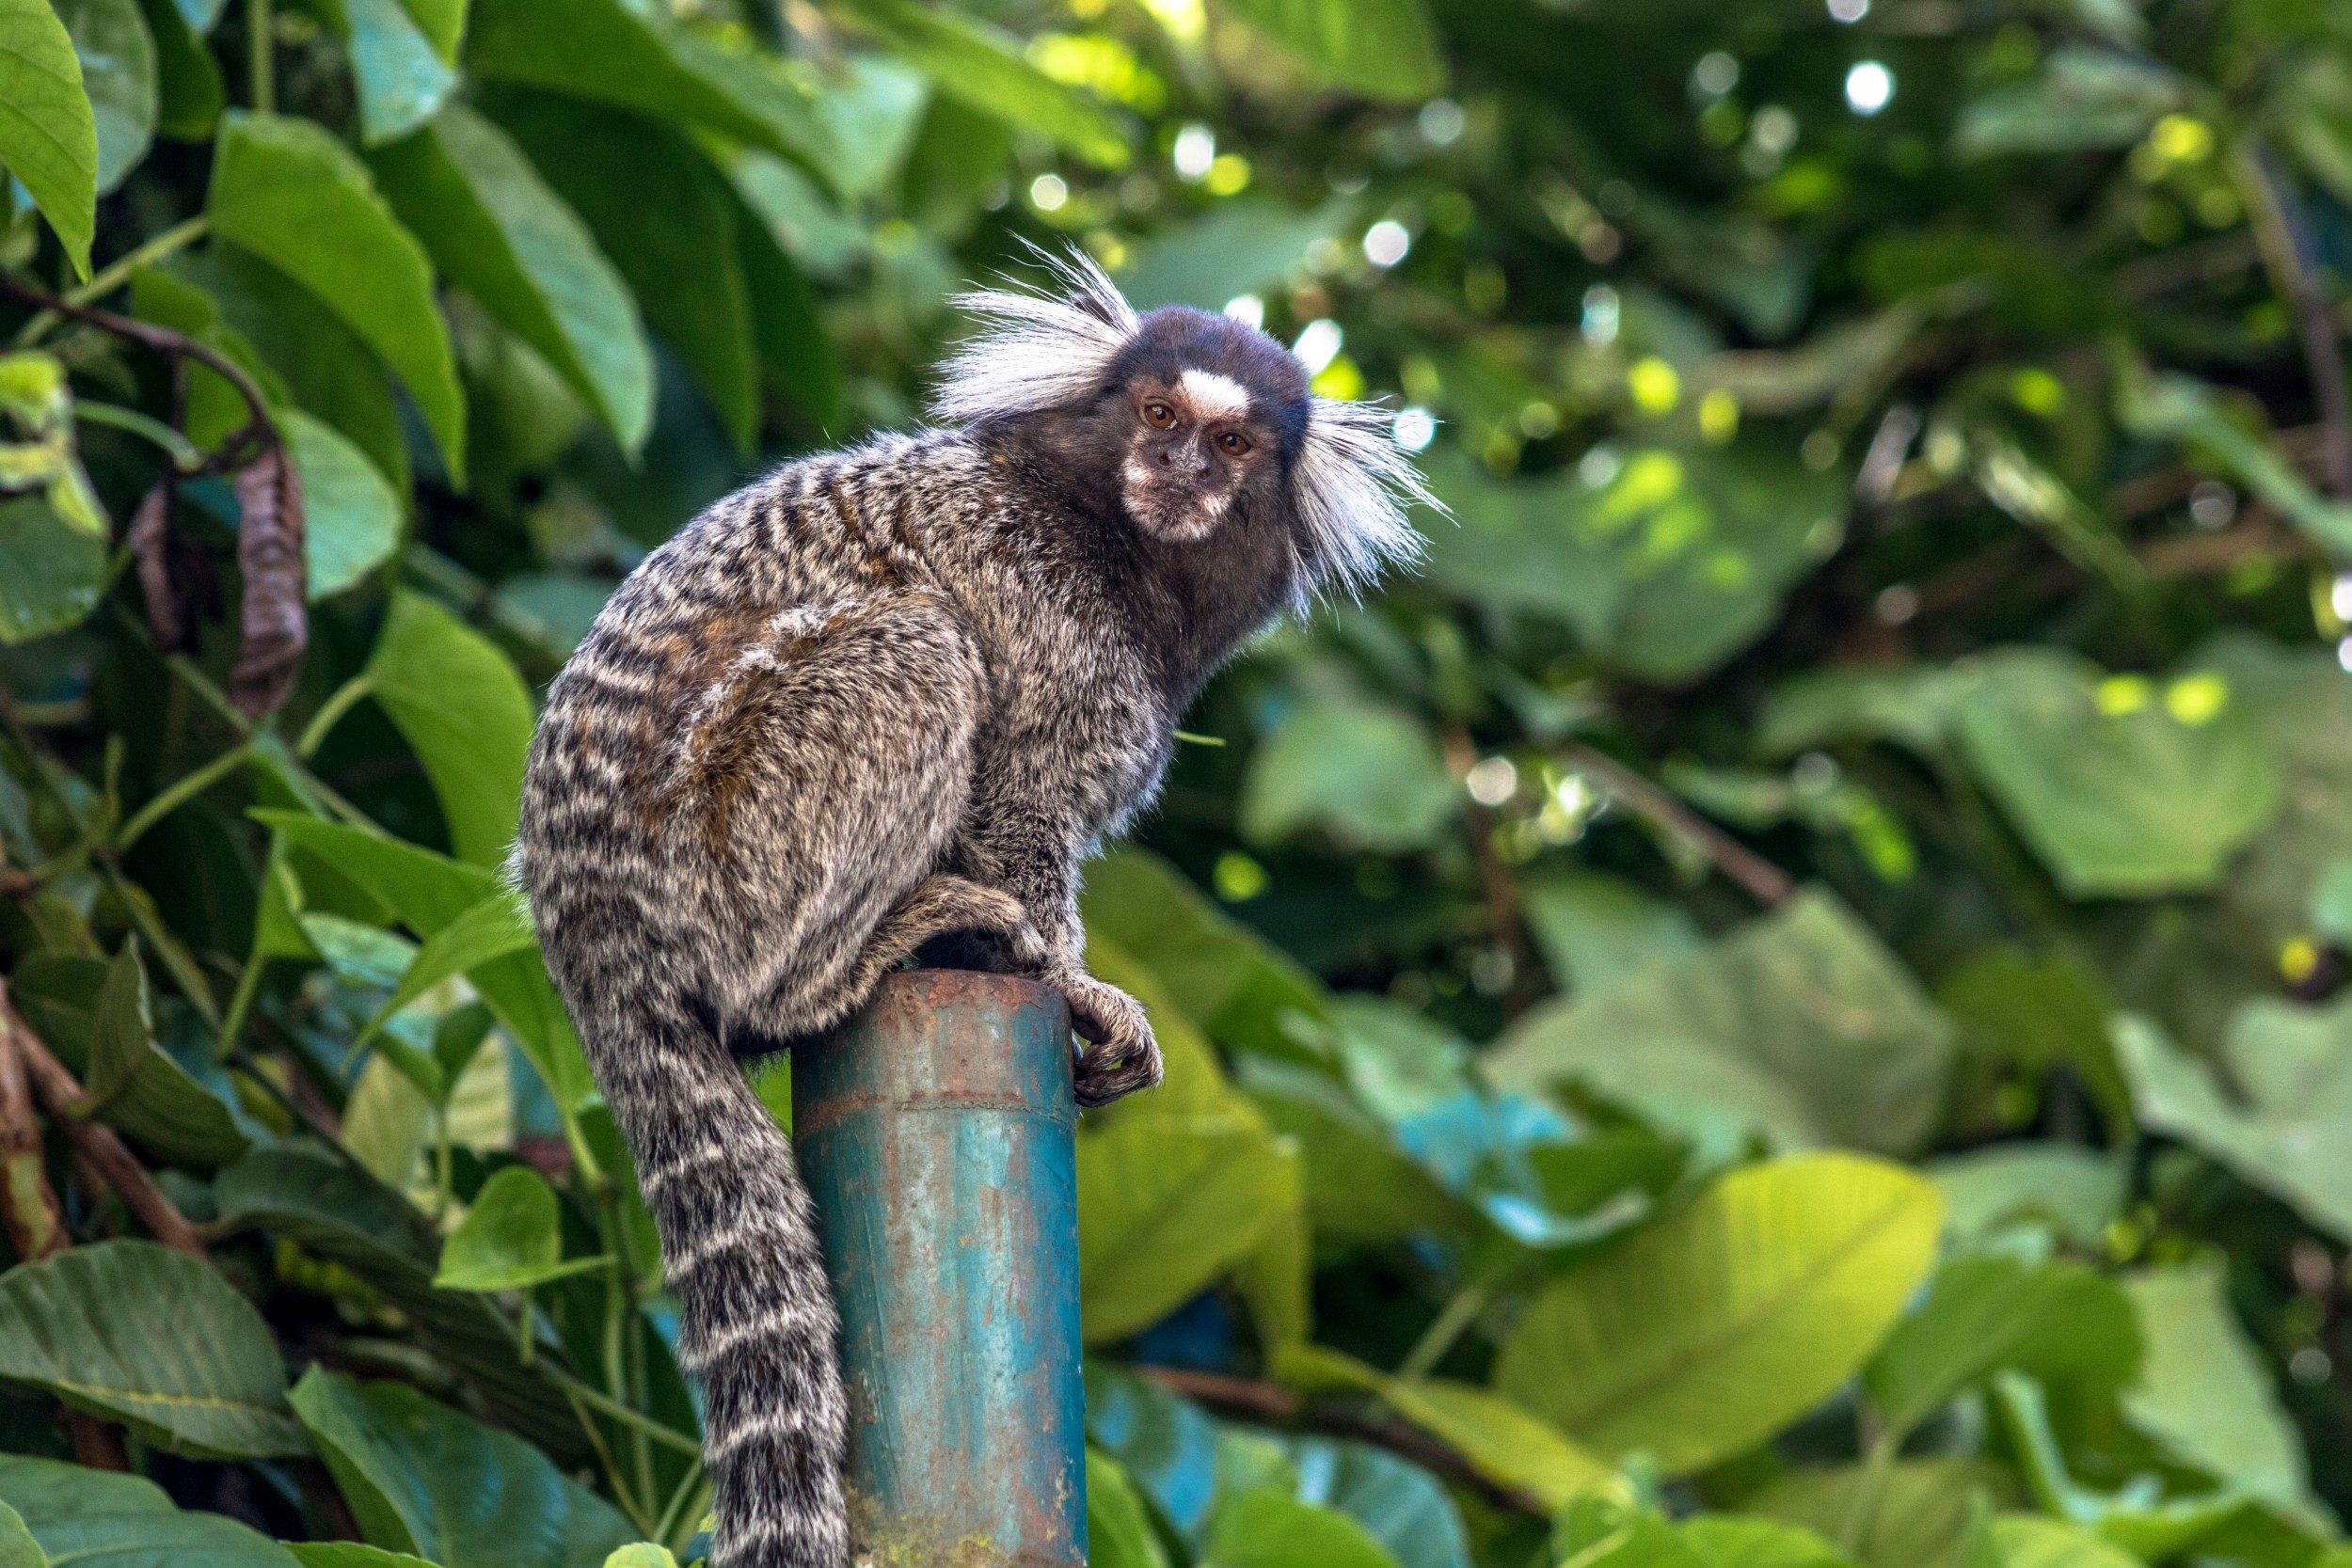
516,434 -> 1011,1045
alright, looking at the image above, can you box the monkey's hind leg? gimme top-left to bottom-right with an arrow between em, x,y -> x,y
842,874 -> 1048,992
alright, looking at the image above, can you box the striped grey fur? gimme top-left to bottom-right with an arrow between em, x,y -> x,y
513,253 -> 1428,1568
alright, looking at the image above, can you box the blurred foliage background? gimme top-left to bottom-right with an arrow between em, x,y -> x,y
8,0 -> 2352,1564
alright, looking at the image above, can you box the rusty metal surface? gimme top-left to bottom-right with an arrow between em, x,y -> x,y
795,969 -> 1087,1567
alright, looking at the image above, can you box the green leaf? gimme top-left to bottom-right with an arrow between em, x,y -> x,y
338,0 -> 454,145
2114,1005 -> 2352,1243
169,245 -> 409,494
598,1550 -> 676,1568
289,1547 -> 439,1568
1986,1516 -> 2139,1568
1078,1107 -> 1298,1343
1265,1436 -> 1468,1568
1240,1059 -> 1462,1244
1748,1460 -> 2017,1568
1280,1345 -> 1608,1513
1925,1144 -> 2125,1252
0,1452 -> 299,1568
436,1164 -> 602,1290
1519,869 -> 1704,996
207,110 -> 467,484
8,953 -> 251,1167
216,1147 -> 585,1462
1754,665 -> 1969,760
1864,1257 -> 2141,1438
0,498 -> 103,642
0,0 -> 98,277
1951,649 -> 2279,897
1201,1488 -> 1403,1568
1952,45 -> 2180,159
83,940 -> 151,1107
1486,889 -> 1955,1157
0,1503 -> 42,1568
1080,848 -> 1330,1059
1679,1516 -> 1853,1568
359,888 -> 535,1049
838,0 -> 1128,168
393,0 -> 460,61
2122,1260 -> 2315,1512
1939,946 -> 2131,1135
284,408 -> 402,598
0,1240 -> 309,1457
363,590 -> 534,866
466,0 -> 832,170
1240,695 -> 1457,852
1494,1151 -> 1944,1473
485,89 -> 756,452
1215,0 -> 1441,102
2201,636 -> 2352,961
1119,199 -> 1347,310
371,103 -> 652,452
291,1369 -> 635,1568
1422,443 -> 1847,685
735,197 -> 842,432
1089,1449 -> 1172,1568
2115,367 -> 2352,558
55,0 -> 155,193
136,0 -> 218,138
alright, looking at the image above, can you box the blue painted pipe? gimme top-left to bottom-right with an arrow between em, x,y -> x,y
793,968 -> 1088,1566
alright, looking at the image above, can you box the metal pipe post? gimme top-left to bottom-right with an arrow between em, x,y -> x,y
792,969 -> 1088,1567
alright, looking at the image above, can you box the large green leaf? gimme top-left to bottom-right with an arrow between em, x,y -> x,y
1078,1107 -> 1298,1343
55,0 -> 154,193
371,103 -> 651,452
0,1241 -> 308,1457
484,89 -> 756,452
285,408 -> 402,598
0,1503 -> 42,1568
363,589 -> 534,866
1088,1449 -> 1171,1568
206,111 -> 467,483
136,0 -> 215,138
289,1548 -> 438,1568
0,0 -> 98,277
1422,443 -> 1847,685
1240,695 -> 1458,852
1748,1460 -> 2017,1568
2115,1004 -> 2352,1243
8,953 -> 251,1167
0,497 -> 104,643
1240,1059 -> 1463,1244
0,1454 -> 298,1568
1952,45 -> 2180,159
215,1147 -> 586,1462
1486,889 -> 1955,1156
1519,869 -> 1704,996
2200,635 -> 2352,961
1952,648 -> 2279,897
1988,1516 -> 2139,1568
1119,199 -> 1347,311
1864,1257 -> 2141,1438
1216,0 -> 1442,102
337,0 -> 454,144
1201,1488 -> 1402,1568
838,0 -> 1127,168
359,887 -> 535,1047
435,1164 -> 604,1291
1925,1144 -> 2125,1252
2122,1261 -> 2315,1513
1494,1152 -> 1944,1473
466,0 -> 833,171
290,1369 -> 635,1568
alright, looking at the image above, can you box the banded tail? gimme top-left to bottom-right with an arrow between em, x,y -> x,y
594,995 -> 849,1568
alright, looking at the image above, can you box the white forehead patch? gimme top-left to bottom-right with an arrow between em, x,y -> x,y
1179,368 -> 1251,420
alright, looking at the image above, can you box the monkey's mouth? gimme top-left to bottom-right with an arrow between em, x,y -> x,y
1120,473 -> 1231,542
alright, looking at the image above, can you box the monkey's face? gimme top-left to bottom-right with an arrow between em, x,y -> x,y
1117,369 -> 1283,542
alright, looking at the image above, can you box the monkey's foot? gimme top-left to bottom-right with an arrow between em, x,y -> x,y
1057,973 -> 1163,1107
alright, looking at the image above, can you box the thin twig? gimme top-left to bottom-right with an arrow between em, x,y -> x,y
1559,741 -> 1795,906
2238,148 -> 2352,499
0,983 -> 207,1259
1136,1366 -> 1549,1516
0,272 -> 277,472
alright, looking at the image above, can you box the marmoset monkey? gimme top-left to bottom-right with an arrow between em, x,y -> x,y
513,250 -> 1430,1568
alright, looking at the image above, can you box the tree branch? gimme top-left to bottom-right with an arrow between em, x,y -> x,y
0,982 -> 206,1259
1135,1366 -> 1549,1517
1558,742 -> 1795,907
2238,149 -> 2352,500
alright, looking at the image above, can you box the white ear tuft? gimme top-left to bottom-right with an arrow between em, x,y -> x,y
930,244 -> 1141,425
1291,396 -> 1440,598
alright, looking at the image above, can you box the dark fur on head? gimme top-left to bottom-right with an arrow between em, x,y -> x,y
931,247 -> 1433,610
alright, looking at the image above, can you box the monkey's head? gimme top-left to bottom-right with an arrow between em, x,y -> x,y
931,248 -> 1434,603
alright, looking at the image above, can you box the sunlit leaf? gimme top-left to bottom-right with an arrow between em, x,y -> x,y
0,0 -> 99,277
363,589 -> 534,867
1215,0 -> 1441,102
435,1165 -> 604,1291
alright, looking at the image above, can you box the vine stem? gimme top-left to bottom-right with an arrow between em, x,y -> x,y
1558,740 -> 1795,906
1395,1280 -> 1488,1382
2237,146 -> 2352,500
248,0 -> 275,113
115,741 -> 252,853
9,215 -> 211,348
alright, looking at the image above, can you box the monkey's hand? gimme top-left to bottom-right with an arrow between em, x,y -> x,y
1058,972 -> 1162,1108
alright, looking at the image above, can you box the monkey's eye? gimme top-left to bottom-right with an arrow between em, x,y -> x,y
1218,432 -> 1252,455
1142,401 -> 1177,429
